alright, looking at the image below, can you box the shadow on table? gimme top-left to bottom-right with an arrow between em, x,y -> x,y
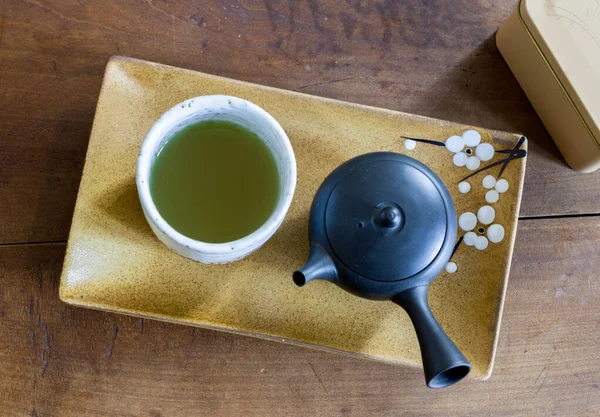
413,34 -> 566,165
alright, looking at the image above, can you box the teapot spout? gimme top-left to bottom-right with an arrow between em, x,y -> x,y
293,244 -> 338,287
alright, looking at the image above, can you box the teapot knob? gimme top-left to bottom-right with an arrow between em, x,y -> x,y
372,203 -> 405,235
376,205 -> 402,228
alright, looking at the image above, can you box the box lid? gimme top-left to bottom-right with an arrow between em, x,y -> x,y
520,0 -> 600,147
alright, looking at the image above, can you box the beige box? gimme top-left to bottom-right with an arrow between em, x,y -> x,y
497,0 -> 600,172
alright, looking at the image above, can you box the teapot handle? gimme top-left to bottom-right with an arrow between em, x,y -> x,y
392,286 -> 471,388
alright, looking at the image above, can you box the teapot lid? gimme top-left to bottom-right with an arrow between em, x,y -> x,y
323,154 -> 452,282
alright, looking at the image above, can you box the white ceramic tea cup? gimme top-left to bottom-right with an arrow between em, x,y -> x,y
136,95 -> 296,264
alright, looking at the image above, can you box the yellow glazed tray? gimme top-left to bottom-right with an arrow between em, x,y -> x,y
60,56 -> 527,380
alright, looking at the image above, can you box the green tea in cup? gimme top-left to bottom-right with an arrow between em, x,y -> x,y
150,120 -> 280,243
137,95 -> 296,264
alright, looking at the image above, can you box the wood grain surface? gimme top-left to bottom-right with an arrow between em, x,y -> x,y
1,0 -> 600,415
1,218 -> 599,416
1,0 -> 600,244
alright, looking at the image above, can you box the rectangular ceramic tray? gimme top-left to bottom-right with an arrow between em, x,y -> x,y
60,56 -> 527,380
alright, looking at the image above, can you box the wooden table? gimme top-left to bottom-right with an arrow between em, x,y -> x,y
1,1 -> 599,415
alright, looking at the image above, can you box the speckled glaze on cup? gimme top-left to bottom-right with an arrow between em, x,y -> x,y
136,95 -> 297,264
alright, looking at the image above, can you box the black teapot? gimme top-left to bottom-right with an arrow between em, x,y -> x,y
293,152 -> 471,388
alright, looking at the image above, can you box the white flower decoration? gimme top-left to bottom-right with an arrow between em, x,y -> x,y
446,130 -> 495,171
482,175 -> 510,204
458,181 -> 471,194
404,139 -> 416,150
445,262 -> 458,273
458,205 -> 505,251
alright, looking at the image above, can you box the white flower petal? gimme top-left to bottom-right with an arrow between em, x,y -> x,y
459,212 -> 477,231
495,179 -> 509,193
485,190 -> 499,203
466,156 -> 481,170
482,175 -> 496,189
404,139 -> 416,150
445,262 -> 458,273
477,205 -> 496,225
464,231 -> 478,246
475,236 -> 489,250
453,152 -> 468,167
462,130 -> 481,147
445,135 -> 464,153
476,143 -> 495,161
458,181 -> 471,194
487,224 -> 505,243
